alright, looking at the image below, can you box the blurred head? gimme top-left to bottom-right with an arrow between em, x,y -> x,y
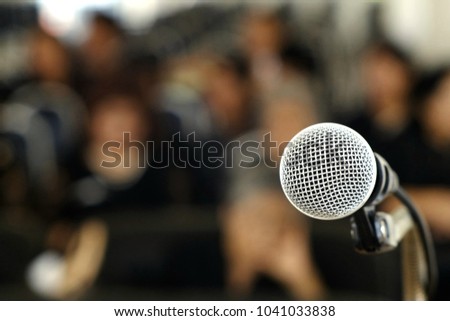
362,41 -> 413,110
413,68 -> 450,147
127,54 -> 160,106
29,28 -> 71,83
81,13 -> 124,78
89,92 -> 150,145
240,10 -> 284,59
280,44 -> 317,78
85,92 -> 151,185
204,55 -> 253,138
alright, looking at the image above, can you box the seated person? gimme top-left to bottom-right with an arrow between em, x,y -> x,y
221,80 -> 326,300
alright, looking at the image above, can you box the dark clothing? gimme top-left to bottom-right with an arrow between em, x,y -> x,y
401,138 -> 450,186
345,111 -> 420,185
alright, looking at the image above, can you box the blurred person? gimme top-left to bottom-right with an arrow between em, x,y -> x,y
0,28 -> 90,294
6,86 -> 87,218
167,53 -> 260,205
204,55 -> 256,141
402,68 -> 450,237
343,41 -> 450,299
126,53 -> 162,111
238,10 -> 317,99
1,26 -> 88,218
79,12 -> 125,80
0,102 -> 63,218
28,28 -> 73,84
15,26 -> 86,159
376,67 -> 450,300
183,54 -> 258,206
75,12 -> 128,105
0,26 -> 73,92
159,54 -> 215,140
239,10 -> 285,95
345,41 -> 417,181
26,89 -> 174,300
123,52 -> 230,206
0,100 -> 100,300
67,90 -> 171,211
221,79 -> 326,300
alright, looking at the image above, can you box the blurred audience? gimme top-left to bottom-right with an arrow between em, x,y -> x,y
0,3 -> 449,301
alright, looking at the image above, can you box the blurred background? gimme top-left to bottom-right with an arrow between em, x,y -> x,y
0,0 -> 450,300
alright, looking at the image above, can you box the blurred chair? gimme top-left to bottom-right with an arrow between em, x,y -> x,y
9,82 -> 87,162
0,102 -> 59,206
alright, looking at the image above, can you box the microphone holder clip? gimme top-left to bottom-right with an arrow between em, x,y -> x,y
351,205 -> 411,254
350,202 -> 432,300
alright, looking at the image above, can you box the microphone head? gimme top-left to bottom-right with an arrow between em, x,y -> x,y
279,122 -> 377,220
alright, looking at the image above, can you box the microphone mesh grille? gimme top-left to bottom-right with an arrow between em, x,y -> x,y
280,123 -> 377,220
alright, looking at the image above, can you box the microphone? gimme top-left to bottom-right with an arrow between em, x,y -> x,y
279,122 -> 398,220
279,122 -> 437,299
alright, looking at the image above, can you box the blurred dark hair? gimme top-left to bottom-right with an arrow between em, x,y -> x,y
88,11 -> 123,37
365,39 -> 413,69
411,66 -> 450,114
225,53 -> 250,81
127,53 -> 160,74
280,43 -> 317,75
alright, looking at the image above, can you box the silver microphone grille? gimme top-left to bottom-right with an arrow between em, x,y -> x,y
279,123 -> 377,220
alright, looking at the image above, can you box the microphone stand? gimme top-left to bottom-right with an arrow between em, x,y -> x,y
350,187 -> 438,300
